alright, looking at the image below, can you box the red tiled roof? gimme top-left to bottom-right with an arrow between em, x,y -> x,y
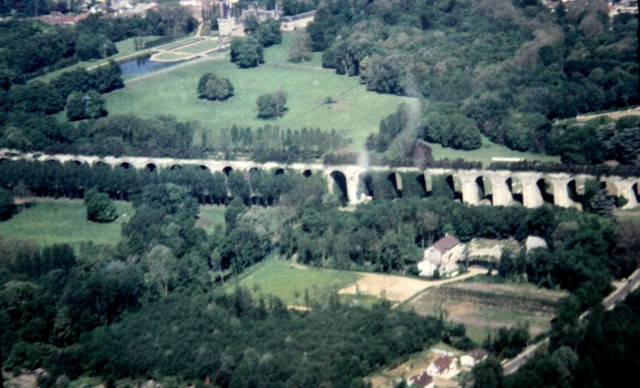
432,235 -> 460,254
410,371 -> 433,387
434,356 -> 452,372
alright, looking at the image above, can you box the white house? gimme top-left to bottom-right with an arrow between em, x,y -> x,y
418,235 -> 465,277
460,349 -> 488,370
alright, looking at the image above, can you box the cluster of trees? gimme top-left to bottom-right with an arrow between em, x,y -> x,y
496,288 -> 640,388
281,0 -> 317,16
288,29 -> 313,63
201,124 -> 350,162
548,116 -> 640,165
229,18 -> 282,68
66,90 -> 107,121
0,187 -> 14,220
0,114 -> 194,157
197,73 -> 234,101
0,6 -> 195,87
308,0 -> 638,157
83,188 -> 117,222
256,90 -> 287,119
229,37 -> 265,68
0,61 -> 122,122
0,159 -> 329,206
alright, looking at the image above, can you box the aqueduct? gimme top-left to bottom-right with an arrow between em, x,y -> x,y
1,150 -> 639,209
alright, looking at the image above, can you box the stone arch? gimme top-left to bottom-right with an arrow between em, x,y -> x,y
249,166 -> 260,172
567,179 -> 582,204
633,182 -> 639,203
302,169 -> 312,177
506,177 -> 523,205
94,161 -> 109,168
0,157 -> 7,164
169,164 -> 182,170
536,178 -> 554,205
475,176 -> 492,205
274,167 -> 285,175
417,174 -> 428,197
71,160 -> 82,166
358,172 -> 374,199
44,158 -> 60,164
198,165 -> 209,171
445,174 -> 462,201
388,173 -> 403,198
145,163 -> 157,172
223,166 -> 233,175
329,170 -> 349,204
120,162 -> 132,169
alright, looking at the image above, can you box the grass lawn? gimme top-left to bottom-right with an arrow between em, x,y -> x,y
227,258 -> 361,306
105,33 -> 410,151
427,136 -> 560,166
176,38 -> 220,55
0,199 -> 131,248
151,52 -> 194,62
196,205 -> 226,234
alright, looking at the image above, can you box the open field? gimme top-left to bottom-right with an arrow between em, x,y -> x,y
408,276 -> 567,341
0,199 -> 132,247
105,33 -> 411,151
196,205 -> 226,234
0,200 -> 225,248
427,136 -> 560,166
340,267 -> 486,304
227,258 -> 361,306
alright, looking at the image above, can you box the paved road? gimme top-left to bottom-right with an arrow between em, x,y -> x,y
502,267 -> 640,376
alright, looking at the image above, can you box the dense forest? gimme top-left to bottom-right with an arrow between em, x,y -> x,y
309,0 -> 640,159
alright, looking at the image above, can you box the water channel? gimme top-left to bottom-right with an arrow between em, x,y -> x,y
118,55 -> 186,79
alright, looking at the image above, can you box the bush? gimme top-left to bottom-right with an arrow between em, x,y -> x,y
84,189 -> 117,222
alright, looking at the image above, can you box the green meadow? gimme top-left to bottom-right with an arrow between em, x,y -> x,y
196,205 -> 226,234
105,33 -> 411,151
0,200 -> 227,248
0,199 -> 132,248
228,258 -> 361,306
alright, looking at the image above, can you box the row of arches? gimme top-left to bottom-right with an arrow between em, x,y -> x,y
327,171 -> 640,208
3,156 -> 638,208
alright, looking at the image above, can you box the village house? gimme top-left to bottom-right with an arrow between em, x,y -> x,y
426,355 -> 458,378
460,348 -> 488,370
418,235 -> 465,278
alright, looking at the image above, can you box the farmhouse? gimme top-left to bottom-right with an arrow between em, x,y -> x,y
426,355 -> 458,378
418,235 -> 465,278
